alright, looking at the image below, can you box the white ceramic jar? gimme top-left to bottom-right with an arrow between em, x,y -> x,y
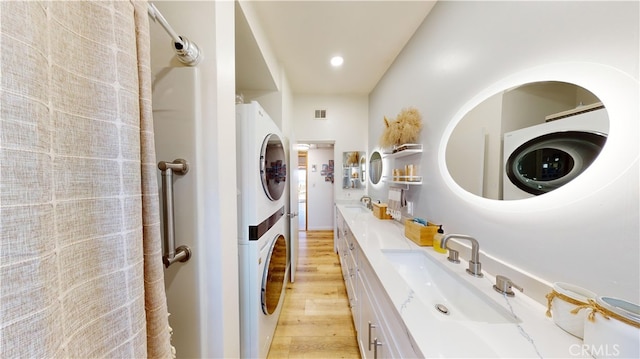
583,296 -> 640,359
546,282 -> 597,339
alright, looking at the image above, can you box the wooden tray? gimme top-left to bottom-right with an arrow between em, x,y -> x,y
372,202 -> 392,220
404,219 -> 438,246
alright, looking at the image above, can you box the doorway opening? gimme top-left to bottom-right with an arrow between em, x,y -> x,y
296,142 -> 335,232
297,151 -> 307,231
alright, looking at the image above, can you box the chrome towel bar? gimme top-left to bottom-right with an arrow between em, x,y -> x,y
158,159 -> 192,268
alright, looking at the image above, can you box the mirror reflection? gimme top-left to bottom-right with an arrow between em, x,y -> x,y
369,151 -> 383,185
343,151 -> 366,189
446,81 -> 608,200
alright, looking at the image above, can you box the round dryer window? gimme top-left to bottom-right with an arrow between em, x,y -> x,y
261,234 -> 287,315
260,133 -> 287,201
506,131 -> 606,195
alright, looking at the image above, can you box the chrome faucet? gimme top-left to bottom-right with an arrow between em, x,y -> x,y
360,195 -> 372,210
493,275 -> 523,297
440,234 -> 483,277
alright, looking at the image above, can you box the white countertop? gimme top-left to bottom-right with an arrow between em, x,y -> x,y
336,203 -> 589,358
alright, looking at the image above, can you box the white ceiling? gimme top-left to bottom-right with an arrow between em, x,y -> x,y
237,1 -> 436,95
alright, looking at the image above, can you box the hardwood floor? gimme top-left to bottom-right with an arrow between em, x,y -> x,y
267,230 -> 361,359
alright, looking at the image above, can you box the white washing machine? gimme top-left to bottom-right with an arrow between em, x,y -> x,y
238,214 -> 288,359
503,107 -> 608,200
237,101 -> 289,358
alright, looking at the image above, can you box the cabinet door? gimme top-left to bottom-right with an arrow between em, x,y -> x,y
338,242 -> 349,281
357,276 -> 374,359
334,210 -> 344,253
358,277 -> 394,359
336,212 -> 348,280
346,234 -> 358,322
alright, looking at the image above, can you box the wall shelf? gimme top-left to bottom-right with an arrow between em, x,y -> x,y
382,176 -> 423,185
382,144 -> 423,159
383,144 -> 423,188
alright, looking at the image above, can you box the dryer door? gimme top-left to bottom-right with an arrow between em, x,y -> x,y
505,131 -> 606,195
260,133 -> 287,201
261,233 -> 287,315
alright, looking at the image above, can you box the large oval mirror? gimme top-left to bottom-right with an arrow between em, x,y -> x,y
446,81 -> 609,200
369,151 -> 383,185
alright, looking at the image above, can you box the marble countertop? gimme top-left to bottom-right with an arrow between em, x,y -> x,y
335,202 -> 588,358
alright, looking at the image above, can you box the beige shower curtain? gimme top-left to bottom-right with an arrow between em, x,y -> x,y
1,1 -> 171,357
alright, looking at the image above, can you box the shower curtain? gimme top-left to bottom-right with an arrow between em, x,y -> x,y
1,1 -> 171,357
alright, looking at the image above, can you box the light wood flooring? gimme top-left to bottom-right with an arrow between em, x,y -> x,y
267,230 -> 361,359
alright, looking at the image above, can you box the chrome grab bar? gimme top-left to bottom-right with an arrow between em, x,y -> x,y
158,159 -> 192,268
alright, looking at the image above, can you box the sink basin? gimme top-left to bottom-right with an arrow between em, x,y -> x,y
382,250 -> 520,324
343,205 -> 370,214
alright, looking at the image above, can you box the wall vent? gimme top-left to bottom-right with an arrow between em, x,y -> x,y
314,109 -> 327,120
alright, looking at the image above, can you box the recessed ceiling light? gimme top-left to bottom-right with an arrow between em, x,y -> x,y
330,56 -> 344,67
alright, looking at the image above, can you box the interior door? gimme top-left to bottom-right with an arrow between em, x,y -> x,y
288,143 -> 300,282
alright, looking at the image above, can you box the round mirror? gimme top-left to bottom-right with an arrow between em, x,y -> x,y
369,151 -> 383,185
445,81 -> 608,200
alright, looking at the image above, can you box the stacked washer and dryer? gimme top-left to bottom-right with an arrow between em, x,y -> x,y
236,101 -> 289,358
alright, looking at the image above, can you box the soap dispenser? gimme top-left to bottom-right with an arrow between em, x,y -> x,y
433,225 -> 447,253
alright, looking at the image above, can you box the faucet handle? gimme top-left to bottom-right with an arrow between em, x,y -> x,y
447,249 -> 460,264
493,275 -> 523,297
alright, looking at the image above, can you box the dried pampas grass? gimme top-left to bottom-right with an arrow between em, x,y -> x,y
380,107 -> 423,148
346,151 -> 359,165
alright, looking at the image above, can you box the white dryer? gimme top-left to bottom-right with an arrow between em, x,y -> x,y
237,101 -> 288,231
503,107 -> 608,200
237,101 -> 289,358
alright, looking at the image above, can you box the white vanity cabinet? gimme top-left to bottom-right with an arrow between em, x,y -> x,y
335,207 -> 422,359
335,203 -> 583,358
335,210 -> 358,325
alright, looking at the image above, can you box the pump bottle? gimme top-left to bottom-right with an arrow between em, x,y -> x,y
433,225 -> 447,253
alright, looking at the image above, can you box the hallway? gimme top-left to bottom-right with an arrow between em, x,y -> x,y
267,231 -> 360,358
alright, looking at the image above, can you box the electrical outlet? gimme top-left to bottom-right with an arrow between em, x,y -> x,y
407,201 -> 413,216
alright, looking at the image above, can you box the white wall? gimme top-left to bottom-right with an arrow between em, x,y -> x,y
306,148 -> 335,230
149,2 -> 239,358
369,1 -> 639,301
293,94 -> 369,203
